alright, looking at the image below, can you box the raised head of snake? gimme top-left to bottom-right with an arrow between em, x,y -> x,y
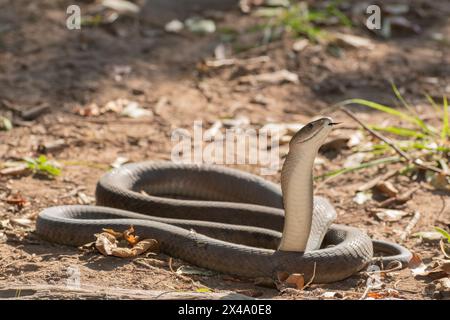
278,117 -> 337,252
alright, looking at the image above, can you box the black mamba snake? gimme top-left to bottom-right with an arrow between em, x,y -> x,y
36,118 -> 411,283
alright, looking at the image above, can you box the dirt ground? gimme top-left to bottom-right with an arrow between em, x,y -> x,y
0,0 -> 449,300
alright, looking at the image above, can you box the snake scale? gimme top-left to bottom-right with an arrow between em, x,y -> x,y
36,117 -> 411,283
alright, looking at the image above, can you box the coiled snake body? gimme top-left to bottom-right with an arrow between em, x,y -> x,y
37,118 -> 411,283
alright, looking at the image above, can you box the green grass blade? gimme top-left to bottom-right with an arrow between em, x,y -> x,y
339,98 -> 433,134
391,83 -> 416,116
369,125 -> 426,138
435,227 -> 450,243
315,156 -> 400,180
442,95 -> 449,139
391,83 -> 436,135
425,94 -> 442,115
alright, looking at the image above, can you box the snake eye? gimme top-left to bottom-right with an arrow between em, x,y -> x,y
305,123 -> 313,131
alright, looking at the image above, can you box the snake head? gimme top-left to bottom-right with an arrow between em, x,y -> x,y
289,117 -> 336,146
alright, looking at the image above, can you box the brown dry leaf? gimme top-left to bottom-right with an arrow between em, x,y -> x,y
95,232 -> 118,256
102,228 -> 123,239
284,273 -> 305,290
408,252 -> 423,269
367,292 -> 384,299
111,239 -> 159,258
5,192 -> 27,207
408,252 -> 429,276
375,181 -> 398,198
123,225 -> 139,245
367,289 -> 399,299
411,257 -> 450,280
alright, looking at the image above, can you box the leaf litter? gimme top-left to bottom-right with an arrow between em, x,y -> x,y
91,226 -> 159,258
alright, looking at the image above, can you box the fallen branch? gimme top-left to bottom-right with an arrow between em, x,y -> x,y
0,284 -> 254,300
340,107 -> 449,176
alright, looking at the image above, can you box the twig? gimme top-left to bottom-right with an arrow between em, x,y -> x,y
400,211 -> 421,242
340,107 -> 449,176
302,262 -> 316,290
168,257 -> 175,273
379,185 -> 420,208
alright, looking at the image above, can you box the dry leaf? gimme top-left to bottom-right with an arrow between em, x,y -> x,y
411,257 -> 450,280
102,228 -> 123,239
5,192 -> 27,207
95,232 -> 118,256
375,181 -> 398,198
110,239 -> 159,258
375,209 -> 409,222
408,252 -> 423,269
367,289 -> 399,299
284,273 -> 305,290
123,225 -> 139,245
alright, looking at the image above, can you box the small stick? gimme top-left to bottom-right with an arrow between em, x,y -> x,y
340,107 -> 449,176
400,211 -> 421,242
302,262 -> 317,290
168,257 -> 175,273
379,185 -> 420,208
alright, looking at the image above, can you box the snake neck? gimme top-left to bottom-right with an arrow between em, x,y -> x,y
278,145 -> 316,252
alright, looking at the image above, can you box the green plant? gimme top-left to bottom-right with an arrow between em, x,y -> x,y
336,85 -> 450,186
257,1 -> 352,42
435,227 -> 450,243
24,155 -> 61,177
